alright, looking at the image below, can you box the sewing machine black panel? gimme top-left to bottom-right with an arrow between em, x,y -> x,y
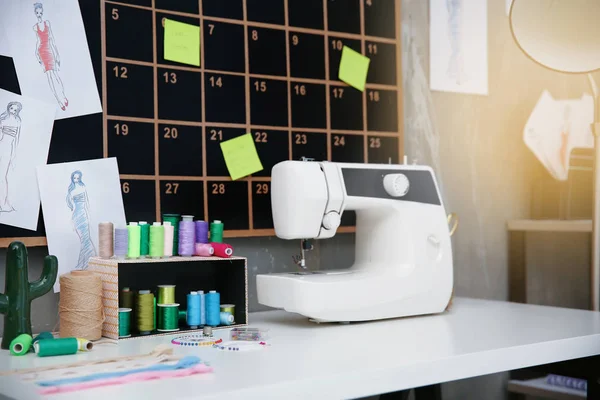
341,168 -> 441,206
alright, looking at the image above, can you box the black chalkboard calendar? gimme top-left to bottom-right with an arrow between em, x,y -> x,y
0,0 -> 403,245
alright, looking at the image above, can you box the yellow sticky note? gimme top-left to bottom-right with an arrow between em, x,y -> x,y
338,46 -> 370,92
220,133 -> 264,181
164,19 -> 200,66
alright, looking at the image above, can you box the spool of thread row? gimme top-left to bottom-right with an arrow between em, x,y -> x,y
139,221 -> 150,257
98,222 -> 114,259
163,221 -> 174,258
205,290 -> 220,327
210,220 -> 224,243
114,228 -> 128,259
10,334 -> 32,356
195,221 -> 209,244
119,307 -> 132,338
186,292 -> 201,329
157,285 -> 175,304
220,312 -> 234,326
59,271 -> 103,341
157,304 -> 180,332
136,290 -> 154,335
211,242 -> 233,258
127,222 -> 141,259
195,243 -> 214,257
149,222 -> 164,258
162,214 -> 181,256
198,290 -> 206,326
178,215 -> 195,257
34,338 -> 79,357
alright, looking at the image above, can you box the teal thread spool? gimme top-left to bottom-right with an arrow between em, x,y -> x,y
136,290 -> 154,335
34,338 -> 78,357
32,331 -> 54,345
139,221 -> 150,257
157,304 -> 180,332
149,222 -> 164,258
119,307 -> 132,338
209,220 -> 224,243
157,285 -> 175,304
10,333 -> 32,356
220,312 -> 234,326
127,222 -> 141,259
162,214 -> 181,256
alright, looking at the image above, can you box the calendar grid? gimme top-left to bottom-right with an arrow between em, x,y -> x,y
100,0 -> 403,237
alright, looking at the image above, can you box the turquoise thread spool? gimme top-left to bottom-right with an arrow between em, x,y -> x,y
205,290 -> 220,327
119,307 -> 132,338
34,338 -> 79,357
186,292 -> 201,329
220,312 -> 234,326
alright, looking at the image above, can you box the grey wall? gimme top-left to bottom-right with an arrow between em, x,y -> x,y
1,1 -> 596,399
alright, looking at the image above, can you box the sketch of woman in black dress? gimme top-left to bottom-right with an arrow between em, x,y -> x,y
66,170 -> 96,269
0,102 -> 22,213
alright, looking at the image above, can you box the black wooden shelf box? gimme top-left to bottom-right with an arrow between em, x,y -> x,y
88,256 -> 248,340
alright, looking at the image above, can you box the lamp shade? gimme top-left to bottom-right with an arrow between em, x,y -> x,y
510,0 -> 600,73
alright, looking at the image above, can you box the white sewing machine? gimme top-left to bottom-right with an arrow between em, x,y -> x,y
256,160 -> 454,322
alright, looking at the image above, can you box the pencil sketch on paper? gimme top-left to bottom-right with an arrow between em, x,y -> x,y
33,2 -> 68,111
446,0 -> 467,85
0,102 -> 22,213
66,170 -> 96,269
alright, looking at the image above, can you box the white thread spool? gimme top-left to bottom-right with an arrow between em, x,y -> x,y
163,221 -> 174,257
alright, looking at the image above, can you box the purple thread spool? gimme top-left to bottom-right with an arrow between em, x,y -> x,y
195,221 -> 209,244
178,216 -> 196,257
114,228 -> 129,259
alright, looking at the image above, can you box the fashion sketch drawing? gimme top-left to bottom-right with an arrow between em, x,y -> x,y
0,102 -> 21,213
446,0 -> 467,85
33,2 -> 68,111
66,170 -> 96,269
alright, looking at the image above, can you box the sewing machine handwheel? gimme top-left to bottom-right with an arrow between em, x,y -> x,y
447,213 -> 458,236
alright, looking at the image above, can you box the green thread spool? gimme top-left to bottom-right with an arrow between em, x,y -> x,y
210,220 -> 224,243
10,334 -> 32,356
136,290 -> 154,335
32,331 -> 54,346
162,214 -> 181,256
178,310 -> 187,322
157,304 -> 180,332
34,338 -> 78,357
220,304 -> 235,319
139,221 -> 150,257
153,296 -> 157,330
119,307 -> 132,338
149,222 -> 164,258
157,285 -> 175,304
127,222 -> 141,258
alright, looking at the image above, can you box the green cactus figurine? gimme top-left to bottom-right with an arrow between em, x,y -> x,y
0,241 -> 58,350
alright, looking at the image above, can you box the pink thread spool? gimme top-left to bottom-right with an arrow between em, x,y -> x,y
194,243 -> 214,257
211,242 -> 233,258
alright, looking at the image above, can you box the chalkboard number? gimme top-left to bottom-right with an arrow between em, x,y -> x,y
254,81 -> 267,92
333,135 -> 346,147
365,0 -> 373,6
208,24 -> 215,35
111,8 -> 119,20
369,137 -> 381,148
212,183 -> 225,194
333,88 -> 344,98
251,29 -> 259,41
369,91 -> 380,102
163,127 -> 178,139
292,35 -> 299,46
368,43 -> 378,55
163,72 -> 177,83
294,85 -> 307,96
113,66 -> 128,78
210,129 -> 222,141
331,40 -> 343,51
122,182 -> 130,194
295,133 -> 307,145
210,76 -> 223,87
254,132 -> 268,143
255,183 -> 269,194
165,183 -> 179,194
114,123 -> 129,136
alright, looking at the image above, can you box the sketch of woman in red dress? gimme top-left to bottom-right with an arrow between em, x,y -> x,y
33,3 -> 68,111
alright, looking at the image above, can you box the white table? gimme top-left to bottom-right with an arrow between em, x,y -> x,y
1,297 -> 600,400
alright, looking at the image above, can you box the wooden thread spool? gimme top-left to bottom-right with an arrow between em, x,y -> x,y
59,271 -> 104,340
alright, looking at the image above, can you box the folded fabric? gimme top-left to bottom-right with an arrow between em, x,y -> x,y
37,356 -> 201,387
39,364 -> 213,395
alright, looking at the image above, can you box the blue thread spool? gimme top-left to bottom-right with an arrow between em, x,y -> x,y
186,291 -> 201,329
198,290 -> 206,326
220,312 -> 234,326
205,290 -> 220,327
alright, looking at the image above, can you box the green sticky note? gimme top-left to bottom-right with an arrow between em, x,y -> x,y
220,133 -> 264,181
164,19 -> 200,66
338,46 -> 370,92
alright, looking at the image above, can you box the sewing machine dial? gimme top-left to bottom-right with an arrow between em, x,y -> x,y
383,173 -> 410,197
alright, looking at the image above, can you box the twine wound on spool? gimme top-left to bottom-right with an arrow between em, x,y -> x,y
98,222 -> 114,259
59,271 -> 104,341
